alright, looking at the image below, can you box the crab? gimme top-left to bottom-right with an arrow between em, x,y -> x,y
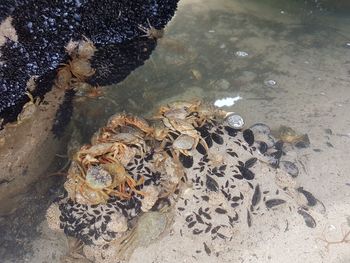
75,142 -> 131,169
76,36 -> 97,60
172,134 -> 197,156
153,100 -> 201,121
153,100 -> 227,128
66,160 -> 145,205
67,139 -> 148,204
65,36 -> 96,60
94,132 -> 147,155
55,65 -> 73,90
67,58 -> 96,81
56,37 -> 96,90
138,19 -> 164,39
55,58 -> 95,89
106,113 -> 154,135
164,118 -> 209,155
84,85 -> 104,98
193,103 -> 228,127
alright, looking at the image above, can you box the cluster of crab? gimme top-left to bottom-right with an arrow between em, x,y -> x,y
46,100 -> 251,260
151,100 -> 236,163
64,112 -> 157,205
63,100 -> 235,206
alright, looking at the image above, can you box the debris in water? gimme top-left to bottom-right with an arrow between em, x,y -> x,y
214,96 -> 242,107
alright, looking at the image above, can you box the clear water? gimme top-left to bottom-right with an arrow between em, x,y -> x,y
2,0 -> 350,262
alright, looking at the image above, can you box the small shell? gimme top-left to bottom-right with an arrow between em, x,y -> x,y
225,113 -> 244,129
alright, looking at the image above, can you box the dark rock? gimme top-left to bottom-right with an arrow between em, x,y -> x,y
0,0 -> 179,125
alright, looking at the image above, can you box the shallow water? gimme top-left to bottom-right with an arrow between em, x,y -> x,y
2,0 -> 350,262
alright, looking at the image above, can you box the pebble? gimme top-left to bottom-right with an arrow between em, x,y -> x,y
225,113 -> 244,129
264,79 -> 277,87
235,51 -> 248,57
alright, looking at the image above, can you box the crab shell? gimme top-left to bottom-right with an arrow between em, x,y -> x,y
172,134 -> 195,151
85,165 -> 113,190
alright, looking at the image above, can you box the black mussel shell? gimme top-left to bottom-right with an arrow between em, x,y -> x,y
297,187 -> 317,206
205,135 -> 213,148
224,126 -> 238,137
196,125 -> 210,138
206,175 -> 219,192
196,142 -> 207,155
298,209 -> 316,228
243,129 -> 254,146
237,166 -> 255,180
245,157 -> 257,168
211,132 -> 224,145
251,184 -> 261,206
179,153 -> 193,168
258,141 -> 268,154
265,199 -> 286,208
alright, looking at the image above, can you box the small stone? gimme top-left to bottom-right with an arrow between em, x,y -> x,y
235,51 -> 248,57
264,79 -> 277,87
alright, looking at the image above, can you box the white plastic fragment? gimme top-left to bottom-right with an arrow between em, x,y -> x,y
214,96 -> 242,107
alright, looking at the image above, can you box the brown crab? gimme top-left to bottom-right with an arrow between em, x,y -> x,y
66,159 -> 144,205
106,113 -> 154,135
138,19 -> 164,39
